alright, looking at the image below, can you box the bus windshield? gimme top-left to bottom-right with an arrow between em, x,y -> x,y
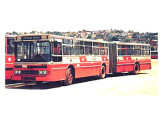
15,41 -> 51,62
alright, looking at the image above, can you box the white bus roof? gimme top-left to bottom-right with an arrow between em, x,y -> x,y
5,35 -> 17,37
112,41 -> 150,46
16,34 -> 109,43
16,34 -> 150,45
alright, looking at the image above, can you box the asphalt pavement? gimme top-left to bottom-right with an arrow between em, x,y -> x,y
6,59 -> 158,96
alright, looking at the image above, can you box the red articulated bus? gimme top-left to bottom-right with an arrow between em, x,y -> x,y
151,51 -> 158,59
12,34 -> 151,85
5,35 -> 16,81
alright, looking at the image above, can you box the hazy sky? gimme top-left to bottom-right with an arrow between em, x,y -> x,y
1,0 -> 161,33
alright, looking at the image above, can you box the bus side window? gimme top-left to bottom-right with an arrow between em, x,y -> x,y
52,41 -> 62,62
53,42 -> 62,55
126,45 -> 133,55
105,48 -> 108,55
85,46 -> 92,55
85,41 -> 92,46
63,45 -> 73,55
134,49 -> 141,56
127,49 -> 133,55
141,45 -> 150,56
63,39 -> 73,45
118,45 -> 126,56
93,48 -> 99,55
100,48 -> 105,55
75,46 -> 84,55
145,50 -> 150,55
104,43 -> 108,47
85,41 -> 92,55
133,45 -> 141,56
118,49 -> 126,56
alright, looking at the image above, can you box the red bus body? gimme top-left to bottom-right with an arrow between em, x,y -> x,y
151,51 -> 158,59
12,34 -> 151,84
5,35 -> 15,80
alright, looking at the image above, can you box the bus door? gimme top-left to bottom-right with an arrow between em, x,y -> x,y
109,43 -> 117,73
52,39 -> 62,62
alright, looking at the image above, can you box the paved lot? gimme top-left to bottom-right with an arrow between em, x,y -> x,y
7,59 -> 158,96
67,59 -> 158,96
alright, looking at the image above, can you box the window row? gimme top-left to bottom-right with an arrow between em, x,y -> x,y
118,45 -> 150,49
63,46 -> 108,55
118,49 -> 150,56
62,39 -> 108,47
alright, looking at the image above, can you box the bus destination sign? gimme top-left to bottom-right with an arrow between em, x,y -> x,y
21,36 -> 41,40
7,37 -> 15,40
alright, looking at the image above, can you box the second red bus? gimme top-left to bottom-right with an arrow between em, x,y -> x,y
5,35 -> 15,81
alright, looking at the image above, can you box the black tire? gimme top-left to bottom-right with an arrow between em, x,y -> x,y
130,63 -> 140,75
99,65 -> 106,79
63,68 -> 74,86
35,81 -> 43,86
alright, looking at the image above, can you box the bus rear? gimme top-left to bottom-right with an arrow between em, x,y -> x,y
115,42 -> 151,74
151,51 -> 158,59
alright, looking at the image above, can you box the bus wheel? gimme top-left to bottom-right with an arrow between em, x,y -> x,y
63,68 -> 74,86
131,63 -> 140,75
99,66 -> 106,79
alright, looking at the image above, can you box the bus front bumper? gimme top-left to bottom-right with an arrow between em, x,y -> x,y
12,75 -> 59,82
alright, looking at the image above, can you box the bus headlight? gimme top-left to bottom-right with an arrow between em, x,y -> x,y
14,70 -> 21,74
39,70 -> 47,75
43,70 -> 47,75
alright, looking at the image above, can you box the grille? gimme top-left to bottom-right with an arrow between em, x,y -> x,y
27,66 -> 47,68
14,65 -> 22,68
21,70 -> 39,75
5,68 -> 13,70
14,65 -> 47,68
